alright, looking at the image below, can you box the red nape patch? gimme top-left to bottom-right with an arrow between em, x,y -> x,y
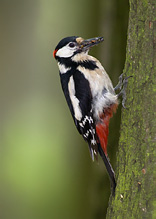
96,104 -> 118,156
53,49 -> 58,58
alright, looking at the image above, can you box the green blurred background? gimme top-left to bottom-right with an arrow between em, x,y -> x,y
0,0 -> 129,218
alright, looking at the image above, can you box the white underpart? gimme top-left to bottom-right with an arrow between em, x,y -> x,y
77,65 -> 116,95
71,51 -> 89,62
68,76 -> 82,121
58,63 -> 71,74
76,54 -> 118,119
77,65 -> 112,96
56,43 -> 77,58
93,92 -> 118,119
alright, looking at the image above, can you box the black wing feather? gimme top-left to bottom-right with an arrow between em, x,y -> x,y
73,70 -> 98,159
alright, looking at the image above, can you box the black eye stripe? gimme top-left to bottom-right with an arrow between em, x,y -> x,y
69,42 -> 75,48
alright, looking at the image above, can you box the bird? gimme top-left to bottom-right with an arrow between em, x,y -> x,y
53,36 -> 129,194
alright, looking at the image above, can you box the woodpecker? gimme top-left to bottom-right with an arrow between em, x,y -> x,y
53,36 -> 129,194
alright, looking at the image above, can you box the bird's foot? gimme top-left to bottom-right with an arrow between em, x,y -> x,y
114,73 -> 124,91
114,73 -> 132,109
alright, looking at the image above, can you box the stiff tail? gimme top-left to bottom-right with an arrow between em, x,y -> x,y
98,143 -> 116,195
96,104 -> 118,195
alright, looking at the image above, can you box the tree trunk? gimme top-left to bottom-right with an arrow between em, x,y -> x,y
107,0 -> 156,218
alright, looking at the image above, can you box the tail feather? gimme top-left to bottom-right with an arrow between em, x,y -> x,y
98,143 -> 116,195
96,104 -> 118,195
88,143 -> 98,161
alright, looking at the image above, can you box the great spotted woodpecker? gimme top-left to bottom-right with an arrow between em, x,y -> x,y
53,36 -> 129,193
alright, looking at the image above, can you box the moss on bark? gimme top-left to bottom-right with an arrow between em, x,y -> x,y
107,0 -> 156,218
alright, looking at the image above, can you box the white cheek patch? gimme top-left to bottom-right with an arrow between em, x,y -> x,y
56,45 -> 75,58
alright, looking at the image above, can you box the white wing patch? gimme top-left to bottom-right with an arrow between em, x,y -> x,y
68,76 -> 82,121
79,115 -> 94,127
79,115 -> 96,144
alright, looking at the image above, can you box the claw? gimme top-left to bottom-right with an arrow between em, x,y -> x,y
116,75 -> 133,108
119,89 -> 127,109
114,73 -> 124,91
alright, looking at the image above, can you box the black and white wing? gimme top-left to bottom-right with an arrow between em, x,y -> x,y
60,70 -> 98,160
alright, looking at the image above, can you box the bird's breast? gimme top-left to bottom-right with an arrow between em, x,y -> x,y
77,64 -> 113,97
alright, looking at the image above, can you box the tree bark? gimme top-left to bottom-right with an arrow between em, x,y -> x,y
107,0 -> 156,218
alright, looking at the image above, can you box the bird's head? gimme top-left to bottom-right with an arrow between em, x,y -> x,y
53,36 -> 104,60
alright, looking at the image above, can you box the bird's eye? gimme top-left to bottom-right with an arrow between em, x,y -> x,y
69,42 -> 75,48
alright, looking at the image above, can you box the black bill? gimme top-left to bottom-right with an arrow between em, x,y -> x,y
79,37 -> 104,50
